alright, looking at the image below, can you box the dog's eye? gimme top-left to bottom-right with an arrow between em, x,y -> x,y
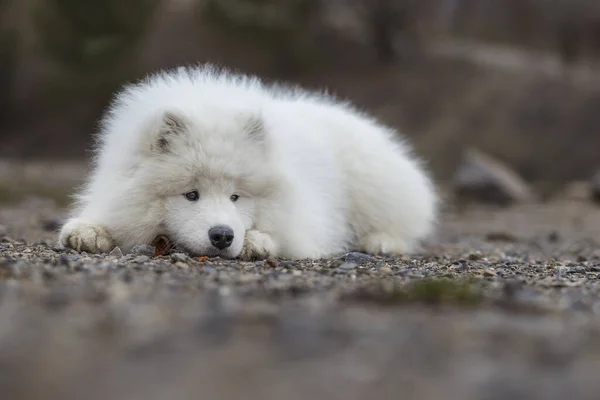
184,190 -> 199,201
230,194 -> 239,202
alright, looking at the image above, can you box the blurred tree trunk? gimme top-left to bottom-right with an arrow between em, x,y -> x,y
200,0 -> 323,75
365,0 -> 397,63
0,0 -> 17,122
364,0 -> 422,64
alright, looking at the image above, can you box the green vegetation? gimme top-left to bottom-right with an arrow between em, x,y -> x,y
32,0 -> 159,72
350,277 -> 483,307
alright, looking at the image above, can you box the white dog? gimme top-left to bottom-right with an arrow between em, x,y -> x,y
58,64 -> 438,260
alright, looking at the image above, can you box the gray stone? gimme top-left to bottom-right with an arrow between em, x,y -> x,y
133,255 -> 150,263
339,262 -> 357,270
130,244 -> 154,257
170,253 -> 188,263
109,247 -> 124,258
452,147 -> 537,206
341,252 -> 376,264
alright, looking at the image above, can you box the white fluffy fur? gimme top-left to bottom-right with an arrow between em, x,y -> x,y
58,64 -> 438,260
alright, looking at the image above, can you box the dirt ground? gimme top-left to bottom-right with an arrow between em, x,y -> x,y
2,163 -> 600,400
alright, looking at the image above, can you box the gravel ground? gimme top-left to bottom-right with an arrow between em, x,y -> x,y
2,187 -> 600,400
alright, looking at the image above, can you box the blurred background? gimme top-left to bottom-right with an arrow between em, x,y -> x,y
1,0 -> 600,196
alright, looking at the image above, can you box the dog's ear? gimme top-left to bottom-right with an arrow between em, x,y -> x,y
151,110 -> 189,153
243,113 -> 265,143
156,111 -> 188,151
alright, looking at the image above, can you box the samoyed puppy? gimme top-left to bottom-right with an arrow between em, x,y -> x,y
58,64 -> 438,260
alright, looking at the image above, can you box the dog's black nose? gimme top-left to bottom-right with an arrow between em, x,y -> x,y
208,225 -> 234,250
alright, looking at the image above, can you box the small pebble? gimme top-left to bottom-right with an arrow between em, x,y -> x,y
265,257 -> 279,268
341,252 -> 376,264
109,247 -> 124,258
133,255 -> 150,263
170,253 -> 188,263
483,268 -> 497,277
280,261 -> 298,268
378,266 -> 393,275
557,265 -> 570,274
130,244 -> 154,257
339,262 -> 357,270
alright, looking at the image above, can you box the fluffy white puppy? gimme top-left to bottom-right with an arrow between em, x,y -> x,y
58,64 -> 438,260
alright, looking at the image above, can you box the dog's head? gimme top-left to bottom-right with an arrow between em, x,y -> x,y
129,106 -> 278,258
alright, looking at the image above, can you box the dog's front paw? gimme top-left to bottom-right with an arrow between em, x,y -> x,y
239,230 -> 275,261
58,218 -> 115,254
